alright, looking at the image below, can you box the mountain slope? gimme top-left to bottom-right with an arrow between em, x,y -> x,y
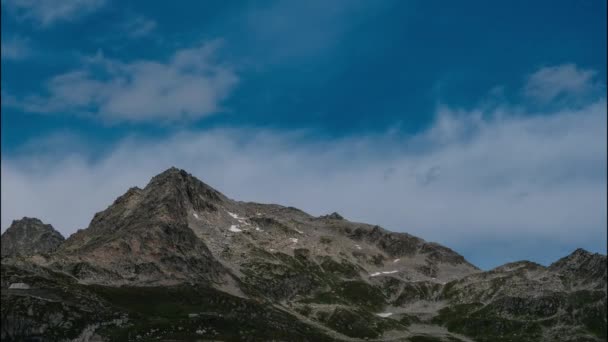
1,167 -> 605,342
43,167 -> 478,288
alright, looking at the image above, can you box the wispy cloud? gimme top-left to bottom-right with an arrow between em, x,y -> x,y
523,64 -> 602,103
2,0 -> 106,27
122,15 -> 157,39
4,41 -> 238,122
1,35 -> 30,60
244,0 -> 391,61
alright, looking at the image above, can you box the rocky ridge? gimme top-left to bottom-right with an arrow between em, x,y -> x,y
1,167 -> 606,342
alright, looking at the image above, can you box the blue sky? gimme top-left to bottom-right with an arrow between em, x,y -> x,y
1,0 -> 606,269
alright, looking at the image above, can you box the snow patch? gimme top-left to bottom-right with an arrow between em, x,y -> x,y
370,270 -> 399,277
393,259 -> 400,263
355,244 -> 362,250
229,225 -> 242,232
376,312 -> 393,318
295,229 -> 304,234
289,238 -> 298,244
255,227 -> 263,231
9,283 -> 30,289
227,211 -> 240,219
193,213 -> 200,219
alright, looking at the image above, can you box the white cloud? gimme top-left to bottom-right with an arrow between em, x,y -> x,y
6,41 -> 238,122
1,35 -> 30,60
122,15 -> 157,39
523,64 -> 601,103
2,0 -> 106,27
2,99 -> 605,257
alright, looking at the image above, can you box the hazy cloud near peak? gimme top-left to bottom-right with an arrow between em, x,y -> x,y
2,0 -> 107,27
3,97 -> 605,266
5,41 -> 239,122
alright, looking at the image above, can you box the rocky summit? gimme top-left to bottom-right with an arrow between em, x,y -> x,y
1,217 -> 65,257
1,168 -> 606,342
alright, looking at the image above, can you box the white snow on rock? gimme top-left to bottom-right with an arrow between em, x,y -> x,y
289,238 -> 298,244
193,213 -> 200,219
355,244 -> 362,250
376,312 -> 393,318
255,227 -> 263,231
229,225 -> 242,232
370,270 -> 399,277
9,283 -> 30,289
256,212 -> 262,216
228,211 -> 251,225
295,229 -> 304,234
393,259 -> 400,263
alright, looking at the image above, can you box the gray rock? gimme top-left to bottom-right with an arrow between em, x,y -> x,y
1,217 -> 64,258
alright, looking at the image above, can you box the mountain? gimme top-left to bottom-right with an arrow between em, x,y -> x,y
1,168 -> 605,342
1,217 -> 65,257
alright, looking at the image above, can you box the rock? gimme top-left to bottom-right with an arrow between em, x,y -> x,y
8,282 -> 30,289
1,217 -> 64,257
320,212 -> 344,220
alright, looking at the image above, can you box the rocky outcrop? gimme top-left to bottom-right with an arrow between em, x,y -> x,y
1,218 -> 64,258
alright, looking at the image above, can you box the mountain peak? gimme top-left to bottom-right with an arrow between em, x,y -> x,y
145,167 -> 225,202
320,212 -> 344,220
150,166 -> 185,180
146,167 -> 193,188
1,217 -> 65,257
558,248 -> 602,263
571,248 -> 592,256
549,248 -> 607,283
14,217 -> 44,225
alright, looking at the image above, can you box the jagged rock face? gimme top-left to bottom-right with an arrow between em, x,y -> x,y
1,218 -> 65,258
549,248 -> 607,287
1,167 -> 606,342
50,168 -> 234,286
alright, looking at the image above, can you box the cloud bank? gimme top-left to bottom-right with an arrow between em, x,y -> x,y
3,97 -> 605,267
